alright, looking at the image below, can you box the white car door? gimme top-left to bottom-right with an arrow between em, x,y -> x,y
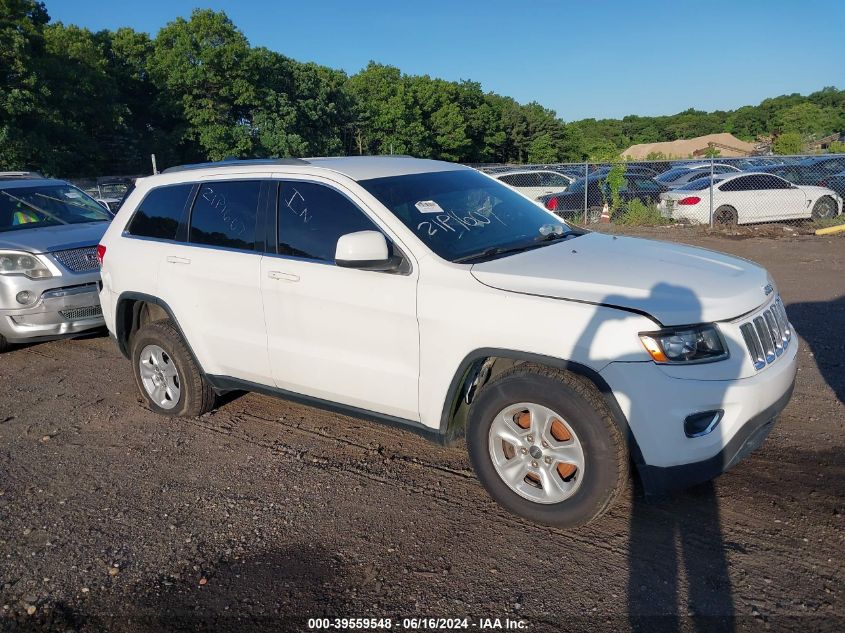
156,178 -> 272,384
259,178 -> 420,421
758,175 -> 809,221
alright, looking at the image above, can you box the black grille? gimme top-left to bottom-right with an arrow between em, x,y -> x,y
60,305 -> 102,321
52,247 -> 99,273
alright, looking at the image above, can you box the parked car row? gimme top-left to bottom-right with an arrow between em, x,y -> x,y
2,158 -> 799,530
484,154 -> 845,225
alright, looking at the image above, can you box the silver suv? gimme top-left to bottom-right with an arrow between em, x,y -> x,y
0,173 -> 112,352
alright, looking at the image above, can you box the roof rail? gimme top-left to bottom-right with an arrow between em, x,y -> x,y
0,171 -> 45,180
162,158 -> 309,174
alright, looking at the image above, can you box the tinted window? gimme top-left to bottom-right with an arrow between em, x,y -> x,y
757,175 -> 791,189
632,177 -> 662,191
126,184 -> 192,240
537,172 -> 570,187
497,174 -> 521,186
278,181 -> 381,262
189,181 -> 260,250
720,176 -> 753,192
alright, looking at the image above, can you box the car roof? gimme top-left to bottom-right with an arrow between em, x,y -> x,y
159,156 -> 468,182
0,177 -> 69,190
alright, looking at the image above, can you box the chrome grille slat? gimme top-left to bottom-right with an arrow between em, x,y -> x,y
52,247 -> 99,273
740,296 -> 792,371
764,311 -> 783,356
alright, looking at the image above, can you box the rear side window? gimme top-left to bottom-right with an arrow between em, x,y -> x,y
277,181 -> 381,262
720,176 -> 752,192
189,181 -> 261,250
126,184 -> 192,240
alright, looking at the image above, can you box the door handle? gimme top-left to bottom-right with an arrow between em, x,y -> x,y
268,271 -> 300,282
166,256 -> 191,265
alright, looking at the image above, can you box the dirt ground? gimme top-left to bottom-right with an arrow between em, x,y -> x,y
0,228 -> 843,633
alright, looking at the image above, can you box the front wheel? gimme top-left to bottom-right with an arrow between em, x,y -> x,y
0,333 -> 7,353
811,195 -> 838,220
467,364 -> 628,528
131,319 -> 215,417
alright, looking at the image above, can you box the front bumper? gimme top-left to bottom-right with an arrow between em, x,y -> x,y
0,282 -> 104,343
600,330 -> 798,494
636,378 -> 794,494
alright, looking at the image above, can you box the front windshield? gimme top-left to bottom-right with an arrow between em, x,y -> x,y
359,169 -> 573,263
0,184 -> 111,233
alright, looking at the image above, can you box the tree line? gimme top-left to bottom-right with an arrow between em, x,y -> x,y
2,0 -> 844,177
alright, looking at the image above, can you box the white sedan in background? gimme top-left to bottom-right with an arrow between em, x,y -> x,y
492,169 -> 574,200
659,172 -> 842,225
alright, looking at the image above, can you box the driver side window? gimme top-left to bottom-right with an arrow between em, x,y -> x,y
277,181 -> 385,263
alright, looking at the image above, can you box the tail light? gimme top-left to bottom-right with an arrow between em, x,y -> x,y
678,196 -> 701,206
96,244 -> 106,265
545,197 -> 558,211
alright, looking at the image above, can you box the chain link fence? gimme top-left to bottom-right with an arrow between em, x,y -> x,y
474,154 -> 845,228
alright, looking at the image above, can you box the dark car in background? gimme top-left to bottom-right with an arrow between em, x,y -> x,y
539,172 -> 668,220
591,164 -> 660,178
820,171 -> 845,200
794,155 -> 845,181
753,157 -> 845,186
655,164 -> 740,188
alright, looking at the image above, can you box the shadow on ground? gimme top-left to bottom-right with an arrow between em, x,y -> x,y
788,295 -> 845,404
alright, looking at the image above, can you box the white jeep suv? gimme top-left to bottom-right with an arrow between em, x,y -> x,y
98,157 -> 798,527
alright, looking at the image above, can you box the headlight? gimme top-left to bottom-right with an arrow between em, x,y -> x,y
0,251 -> 53,279
639,324 -> 728,363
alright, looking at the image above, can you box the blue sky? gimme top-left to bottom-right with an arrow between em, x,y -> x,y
46,0 -> 845,121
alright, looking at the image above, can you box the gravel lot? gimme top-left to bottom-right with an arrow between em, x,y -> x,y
1,229 -> 843,633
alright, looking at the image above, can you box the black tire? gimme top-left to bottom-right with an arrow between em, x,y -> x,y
811,195 -> 838,220
467,363 -> 628,528
714,205 -> 738,226
130,319 -> 215,417
0,333 -> 8,353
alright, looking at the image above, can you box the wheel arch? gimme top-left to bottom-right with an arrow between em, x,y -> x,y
114,292 -> 195,364
440,348 -> 645,466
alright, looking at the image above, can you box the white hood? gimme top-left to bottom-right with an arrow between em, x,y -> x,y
470,233 -> 772,325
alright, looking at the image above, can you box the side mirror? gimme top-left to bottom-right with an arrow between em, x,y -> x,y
335,230 -> 402,272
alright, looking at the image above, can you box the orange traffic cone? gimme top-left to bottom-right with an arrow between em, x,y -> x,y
600,203 -> 610,223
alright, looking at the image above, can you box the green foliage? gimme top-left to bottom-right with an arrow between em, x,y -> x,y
603,163 -> 626,212
619,199 -> 670,226
527,133 -> 557,163
827,141 -> 845,154
702,145 -> 721,158
1,2 -> 844,177
570,86 -> 845,155
773,132 -> 804,155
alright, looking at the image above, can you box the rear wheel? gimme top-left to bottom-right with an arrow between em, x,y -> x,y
131,319 -> 215,417
714,205 -> 738,226
811,195 -> 838,220
467,364 -> 628,528
0,334 -> 7,353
